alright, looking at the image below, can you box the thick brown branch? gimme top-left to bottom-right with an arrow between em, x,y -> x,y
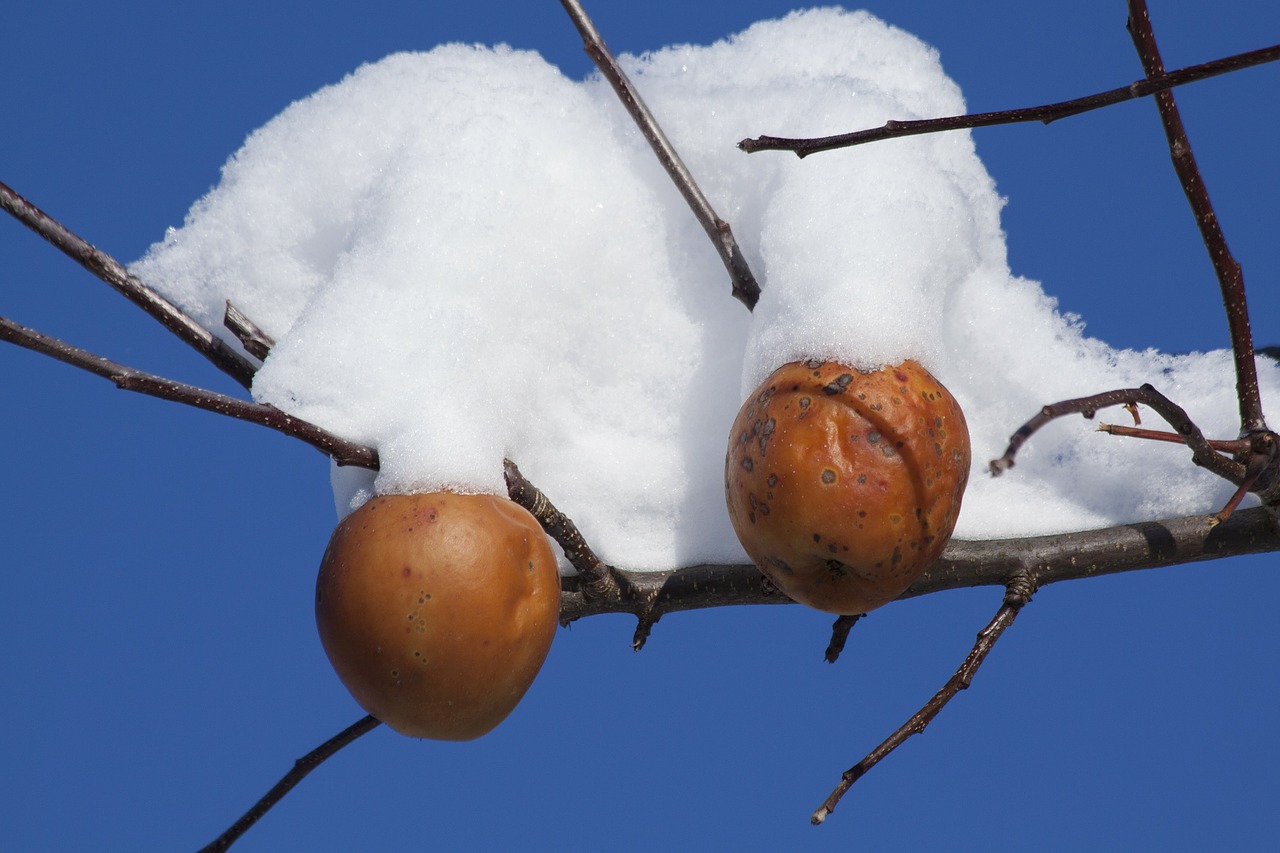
558,0 -> 761,310
0,315 -> 379,470
559,506 -> 1280,625
739,43 -> 1280,157
0,179 -> 258,389
1126,1 -> 1267,435
989,385 -> 1246,484
811,574 -> 1035,825
198,715 -> 381,853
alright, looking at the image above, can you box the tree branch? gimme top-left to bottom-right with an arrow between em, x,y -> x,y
197,715 -> 381,853
558,506 -> 1278,626
811,573 -> 1035,825
1126,0 -> 1268,436
738,42 -> 1280,157
503,458 -> 621,602
223,301 -> 274,362
8,302 -> 1277,631
988,384 -> 1247,485
0,179 -> 258,390
0,315 -> 379,469
558,0 -> 762,310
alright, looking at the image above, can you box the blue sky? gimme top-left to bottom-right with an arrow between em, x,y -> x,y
3,2 -> 1278,851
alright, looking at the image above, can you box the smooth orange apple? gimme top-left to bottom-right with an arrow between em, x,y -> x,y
315,492 -> 560,740
725,359 -> 970,615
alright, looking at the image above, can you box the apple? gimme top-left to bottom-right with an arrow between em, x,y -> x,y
315,492 -> 560,740
725,359 -> 970,615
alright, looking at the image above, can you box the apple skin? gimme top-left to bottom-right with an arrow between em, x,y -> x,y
725,359 -> 970,615
315,492 -> 560,740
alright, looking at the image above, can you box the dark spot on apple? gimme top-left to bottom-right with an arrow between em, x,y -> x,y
822,373 -> 854,395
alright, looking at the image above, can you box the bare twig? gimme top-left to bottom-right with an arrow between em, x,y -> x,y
503,458 -> 620,602
1127,0 -> 1268,436
0,179 -> 258,389
1098,422 -> 1251,454
198,715 -> 381,853
989,385 -> 1246,484
739,42 -> 1280,157
0,315 -> 379,470
558,0 -> 762,310
1213,434 -> 1279,525
224,301 -> 275,362
810,573 -> 1035,825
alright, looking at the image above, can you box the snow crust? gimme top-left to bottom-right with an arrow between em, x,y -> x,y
132,9 -> 1277,570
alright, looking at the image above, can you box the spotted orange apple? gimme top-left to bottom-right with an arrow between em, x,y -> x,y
315,492 -> 560,740
725,359 -> 970,615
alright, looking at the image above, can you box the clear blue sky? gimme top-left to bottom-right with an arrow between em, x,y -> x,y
3,2 -> 1278,851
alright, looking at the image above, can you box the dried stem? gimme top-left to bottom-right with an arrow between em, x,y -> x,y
558,0 -> 761,310
197,715 -> 381,853
1126,0 -> 1267,435
811,574 -> 1035,825
739,43 -> 1280,157
0,315 -> 379,470
1098,422 -> 1251,454
824,615 -> 860,664
0,179 -> 258,389
989,385 -> 1246,484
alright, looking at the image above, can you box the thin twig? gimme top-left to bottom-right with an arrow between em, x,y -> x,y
1126,0 -> 1268,436
0,315 -> 379,469
224,301 -> 275,361
503,458 -> 620,602
1213,435 -> 1278,525
989,385 -> 1245,484
811,573 -> 1035,825
739,43 -> 1280,157
1098,422 -> 1251,454
558,0 -> 762,310
0,179 -> 258,389
197,715 -> 381,853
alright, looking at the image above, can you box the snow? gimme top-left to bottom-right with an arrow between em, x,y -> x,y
130,8 -> 1278,571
